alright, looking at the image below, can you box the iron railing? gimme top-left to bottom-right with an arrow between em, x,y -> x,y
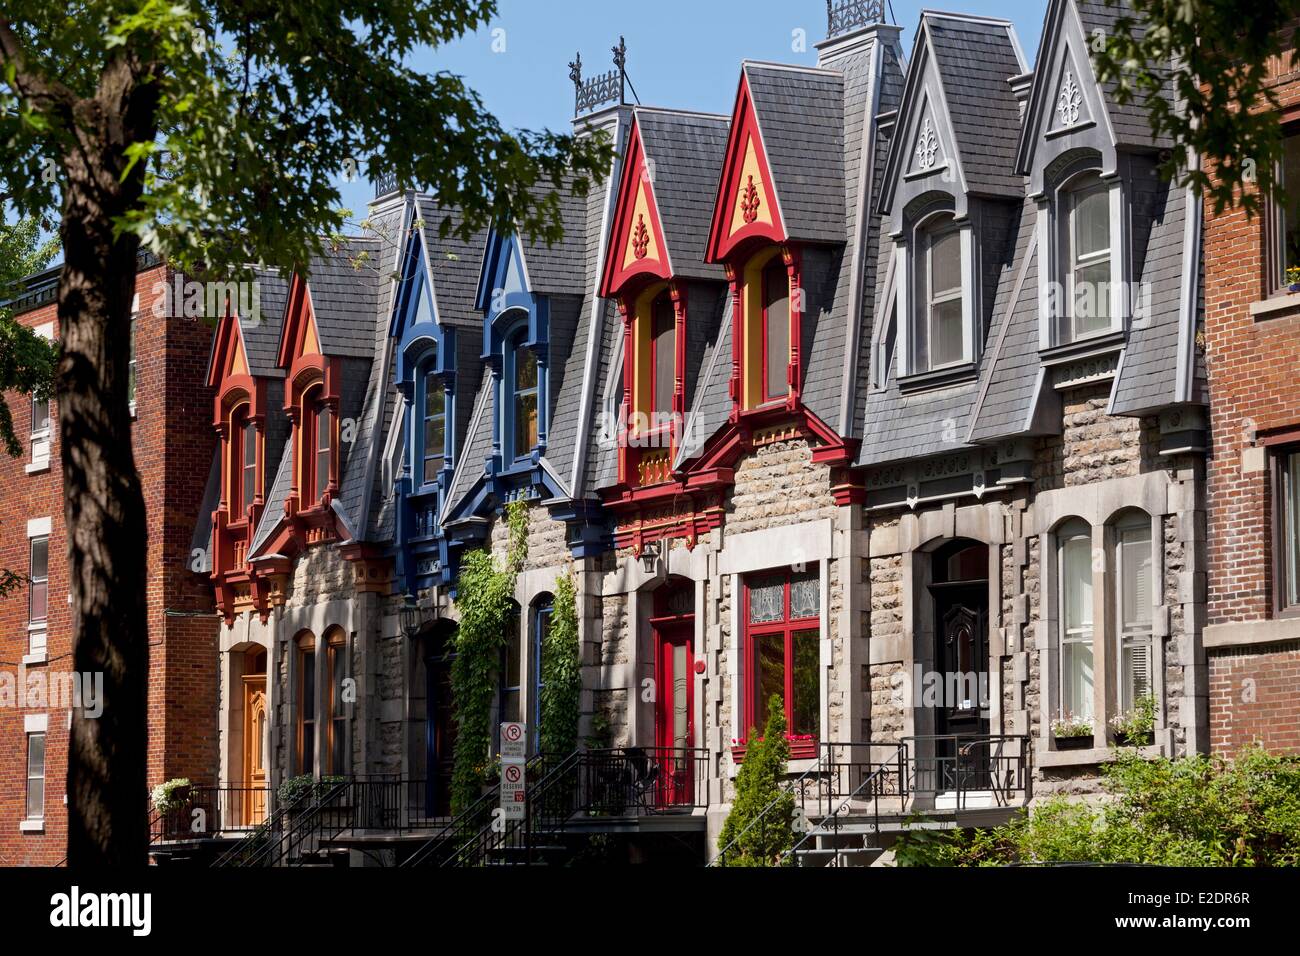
827,0 -> 886,38
783,743 -> 907,867
577,747 -> 708,816
904,734 -> 1030,808
150,784 -> 269,845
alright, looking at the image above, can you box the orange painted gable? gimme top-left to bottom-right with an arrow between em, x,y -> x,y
600,117 -> 673,297
706,71 -> 786,263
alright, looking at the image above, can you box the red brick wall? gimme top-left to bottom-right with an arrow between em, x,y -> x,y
1209,645 -> 1300,755
1203,41 -> 1300,755
0,265 -> 219,865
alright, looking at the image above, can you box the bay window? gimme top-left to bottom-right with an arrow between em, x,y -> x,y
1063,174 -> 1111,341
915,220 -> 964,371
743,566 -> 820,748
1057,521 -> 1094,723
1116,518 -> 1154,712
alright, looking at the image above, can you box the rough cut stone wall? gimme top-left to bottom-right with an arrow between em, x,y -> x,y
286,545 -> 353,607
1034,384 -> 1162,490
1163,513 -> 1188,752
487,498 -> 569,572
725,437 -> 837,534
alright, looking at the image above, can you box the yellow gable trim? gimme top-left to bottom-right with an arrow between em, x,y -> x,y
301,307 -> 321,357
622,177 -> 661,270
728,136 -> 774,238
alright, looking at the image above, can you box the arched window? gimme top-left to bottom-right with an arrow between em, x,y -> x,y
296,632 -> 317,775
498,603 -> 522,732
761,258 -> 789,404
1063,173 -> 1111,341
508,331 -> 538,461
650,294 -> 675,420
1057,520 -> 1094,723
420,356 -> 446,486
326,630 -> 348,774
915,217 -> 964,371
313,396 -> 331,501
531,595 -> 554,751
1114,514 -> 1154,713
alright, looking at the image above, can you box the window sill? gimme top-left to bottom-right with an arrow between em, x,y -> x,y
18,819 -> 44,834
1035,742 -> 1163,768
25,460 -> 50,475
896,361 -> 977,394
22,649 -> 48,666
1204,615 -> 1300,649
1249,291 -> 1300,321
1039,329 -> 1125,366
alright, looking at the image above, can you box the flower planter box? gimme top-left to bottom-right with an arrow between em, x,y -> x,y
731,736 -> 818,764
1054,735 -> 1093,751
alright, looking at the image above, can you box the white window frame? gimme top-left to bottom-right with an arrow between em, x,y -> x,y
1115,517 -> 1155,714
27,322 -> 54,472
901,216 -> 974,377
919,222 -> 965,372
1274,127 -> 1300,293
1057,520 -> 1094,724
21,714 -> 48,830
1063,175 -> 1113,342
26,521 -> 50,664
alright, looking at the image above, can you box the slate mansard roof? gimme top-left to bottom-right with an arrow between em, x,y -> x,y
855,2 -> 1202,468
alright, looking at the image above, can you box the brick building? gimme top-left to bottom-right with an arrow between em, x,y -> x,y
1203,32 -> 1300,755
0,258 -> 219,865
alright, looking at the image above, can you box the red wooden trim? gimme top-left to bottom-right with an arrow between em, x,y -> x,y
740,569 -> 820,740
1259,426 -> 1300,447
706,73 -> 787,264
601,118 -> 673,298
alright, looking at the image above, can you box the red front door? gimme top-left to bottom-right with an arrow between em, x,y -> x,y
654,622 -> 694,805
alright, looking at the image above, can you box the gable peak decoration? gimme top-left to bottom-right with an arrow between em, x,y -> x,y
706,69 -> 788,262
740,175 -> 762,224
632,214 -> 650,259
1057,69 -> 1082,127
826,0 -> 886,39
915,117 -> 939,171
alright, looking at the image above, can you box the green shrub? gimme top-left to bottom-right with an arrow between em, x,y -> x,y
540,571 -> 581,756
716,696 -> 794,866
894,746 -> 1300,866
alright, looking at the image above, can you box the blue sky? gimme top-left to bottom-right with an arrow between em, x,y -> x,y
337,0 -> 1049,215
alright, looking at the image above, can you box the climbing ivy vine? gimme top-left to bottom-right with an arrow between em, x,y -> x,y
449,498 -> 529,814
539,570 -> 581,757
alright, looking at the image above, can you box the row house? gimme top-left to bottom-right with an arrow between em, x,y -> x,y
186,0 -> 1216,866
1202,28 -> 1300,755
0,256 -> 218,865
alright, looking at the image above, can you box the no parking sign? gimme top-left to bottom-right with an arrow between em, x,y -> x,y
499,722 -> 527,820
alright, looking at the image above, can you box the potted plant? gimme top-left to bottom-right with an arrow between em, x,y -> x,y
1110,694 -> 1157,747
1051,714 -> 1093,750
151,777 -> 193,815
1287,266 -> 1300,293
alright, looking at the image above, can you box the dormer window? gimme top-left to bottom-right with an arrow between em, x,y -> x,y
1063,173 -> 1111,342
508,331 -> 538,462
231,407 -> 257,518
916,220 -> 964,371
650,293 -> 676,419
301,385 -> 332,505
421,367 -> 446,485
761,258 -> 790,404
314,398 -> 331,501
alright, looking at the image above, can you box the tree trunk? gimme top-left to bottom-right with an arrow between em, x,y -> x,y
59,61 -> 158,866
